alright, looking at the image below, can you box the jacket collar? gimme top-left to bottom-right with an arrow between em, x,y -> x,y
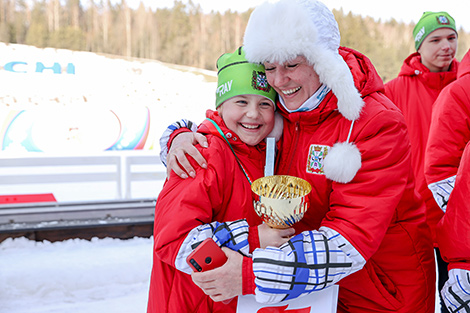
399,53 -> 459,90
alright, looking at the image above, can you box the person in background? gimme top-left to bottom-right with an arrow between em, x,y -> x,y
425,48 -> 470,211
161,1 -> 436,312
384,12 -> 459,312
425,49 -> 470,313
436,140 -> 470,313
146,47 -> 293,313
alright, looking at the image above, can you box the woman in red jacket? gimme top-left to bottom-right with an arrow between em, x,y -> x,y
162,1 -> 436,312
384,12 -> 459,312
146,47 -> 293,313
436,140 -> 470,313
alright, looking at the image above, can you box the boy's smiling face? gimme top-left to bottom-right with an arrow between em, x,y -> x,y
418,28 -> 457,72
218,94 -> 275,146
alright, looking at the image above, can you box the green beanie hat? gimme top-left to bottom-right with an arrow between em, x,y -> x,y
215,47 -> 276,108
413,11 -> 457,50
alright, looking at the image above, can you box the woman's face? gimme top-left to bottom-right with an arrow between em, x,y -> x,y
418,28 -> 458,72
264,56 -> 321,111
217,94 -> 275,146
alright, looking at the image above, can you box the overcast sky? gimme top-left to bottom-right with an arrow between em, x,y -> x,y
123,0 -> 469,31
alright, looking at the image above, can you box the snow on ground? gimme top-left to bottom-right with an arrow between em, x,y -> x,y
0,236 -> 154,313
0,236 -> 443,313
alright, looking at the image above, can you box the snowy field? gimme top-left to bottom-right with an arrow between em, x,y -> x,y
0,236 -> 153,313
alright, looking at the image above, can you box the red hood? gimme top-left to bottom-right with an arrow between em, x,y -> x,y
339,46 -> 385,98
198,110 -> 225,137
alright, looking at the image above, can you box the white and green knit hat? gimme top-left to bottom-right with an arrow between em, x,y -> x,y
215,47 -> 277,108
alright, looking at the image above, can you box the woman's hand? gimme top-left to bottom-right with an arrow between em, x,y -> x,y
167,132 -> 209,179
191,247 -> 243,302
258,223 -> 295,248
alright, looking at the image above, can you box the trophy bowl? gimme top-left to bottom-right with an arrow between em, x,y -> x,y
251,175 -> 312,229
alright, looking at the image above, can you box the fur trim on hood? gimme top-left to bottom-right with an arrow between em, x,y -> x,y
243,0 -> 364,183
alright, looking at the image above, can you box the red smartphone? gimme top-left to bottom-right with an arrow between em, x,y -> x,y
186,238 -> 228,272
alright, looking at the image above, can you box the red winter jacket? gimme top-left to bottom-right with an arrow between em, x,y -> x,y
436,140 -> 470,272
263,47 -> 435,312
147,110 -> 264,313
384,53 -> 459,244
425,50 -> 470,197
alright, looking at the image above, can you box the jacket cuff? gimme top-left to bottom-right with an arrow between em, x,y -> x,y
242,256 -> 256,295
448,261 -> 470,272
248,225 -> 260,253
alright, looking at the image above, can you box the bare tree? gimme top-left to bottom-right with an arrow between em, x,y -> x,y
102,0 -> 110,49
123,0 -> 131,57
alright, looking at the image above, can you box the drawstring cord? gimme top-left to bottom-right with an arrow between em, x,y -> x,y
346,120 -> 355,143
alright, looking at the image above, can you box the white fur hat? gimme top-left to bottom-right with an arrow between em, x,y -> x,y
243,0 -> 364,183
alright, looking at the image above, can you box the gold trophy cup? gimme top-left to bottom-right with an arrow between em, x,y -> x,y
251,175 -> 312,229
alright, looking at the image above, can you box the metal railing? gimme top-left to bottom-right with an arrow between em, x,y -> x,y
0,151 -> 167,201
0,151 -> 165,240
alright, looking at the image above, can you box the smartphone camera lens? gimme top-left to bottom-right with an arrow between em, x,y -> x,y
190,258 -> 202,272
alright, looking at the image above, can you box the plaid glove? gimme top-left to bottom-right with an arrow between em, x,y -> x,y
252,226 -> 365,304
441,268 -> 470,313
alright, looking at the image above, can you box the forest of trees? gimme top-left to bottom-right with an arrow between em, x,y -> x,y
1,0 -> 469,82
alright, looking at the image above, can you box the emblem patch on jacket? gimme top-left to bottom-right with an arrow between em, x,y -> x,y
306,144 -> 330,174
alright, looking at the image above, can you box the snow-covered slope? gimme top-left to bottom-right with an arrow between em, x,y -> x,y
0,43 -> 216,153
